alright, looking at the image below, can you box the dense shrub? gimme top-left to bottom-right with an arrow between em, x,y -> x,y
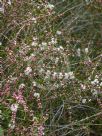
0,0 -> 102,135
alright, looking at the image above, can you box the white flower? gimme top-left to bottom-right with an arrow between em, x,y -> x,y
19,83 -> 25,89
91,81 -> 94,85
33,37 -> 38,41
81,84 -> 86,90
50,37 -> 57,45
10,104 -> 18,112
88,77 -> 91,80
91,79 -> 99,85
40,43 -> 47,50
68,72 -> 75,79
24,56 -> 29,61
82,99 -> 87,104
89,99 -> 91,102
46,70 -> 51,76
91,89 -> 98,96
55,57 -> 59,64
34,93 -> 40,98
0,42 -> 2,46
31,41 -> 38,46
9,76 -> 17,83
52,72 -> 57,79
45,70 -> 51,79
85,0 -> 91,5
57,46 -> 64,51
64,73 -> 69,79
32,81 -> 37,87
7,0 -> 11,5
95,75 -> 98,79
59,73 -> 63,79
0,6 -> 4,13
40,46 -> 45,50
37,6 -> 40,9
56,31 -> 62,35
94,79 -> 99,84
8,123 -> 15,129
14,40 -> 17,45
33,116 -> 38,121
31,17 -> 37,23
100,82 -> 102,87
59,46 -> 64,50
31,53 -> 35,58
47,3 -> 54,10
77,48 -> 81,57
85,48 -> 89,54
24,66 -> 32,75
42,42 -> 47,46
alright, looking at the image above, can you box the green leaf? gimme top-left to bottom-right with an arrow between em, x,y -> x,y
0,127 -> 3,136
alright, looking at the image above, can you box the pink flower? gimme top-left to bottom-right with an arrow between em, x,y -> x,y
38,125 -> 44,136
13,92 -> 28,112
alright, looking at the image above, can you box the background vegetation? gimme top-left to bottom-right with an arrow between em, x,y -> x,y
0,0 -> 102,135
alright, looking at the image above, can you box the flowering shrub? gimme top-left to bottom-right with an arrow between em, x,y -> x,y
0,0 -> 102,135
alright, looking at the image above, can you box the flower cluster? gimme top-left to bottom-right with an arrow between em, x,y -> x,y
38,125 -> 45,136
13,91 -> 28,112
8,104 -> 18,131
